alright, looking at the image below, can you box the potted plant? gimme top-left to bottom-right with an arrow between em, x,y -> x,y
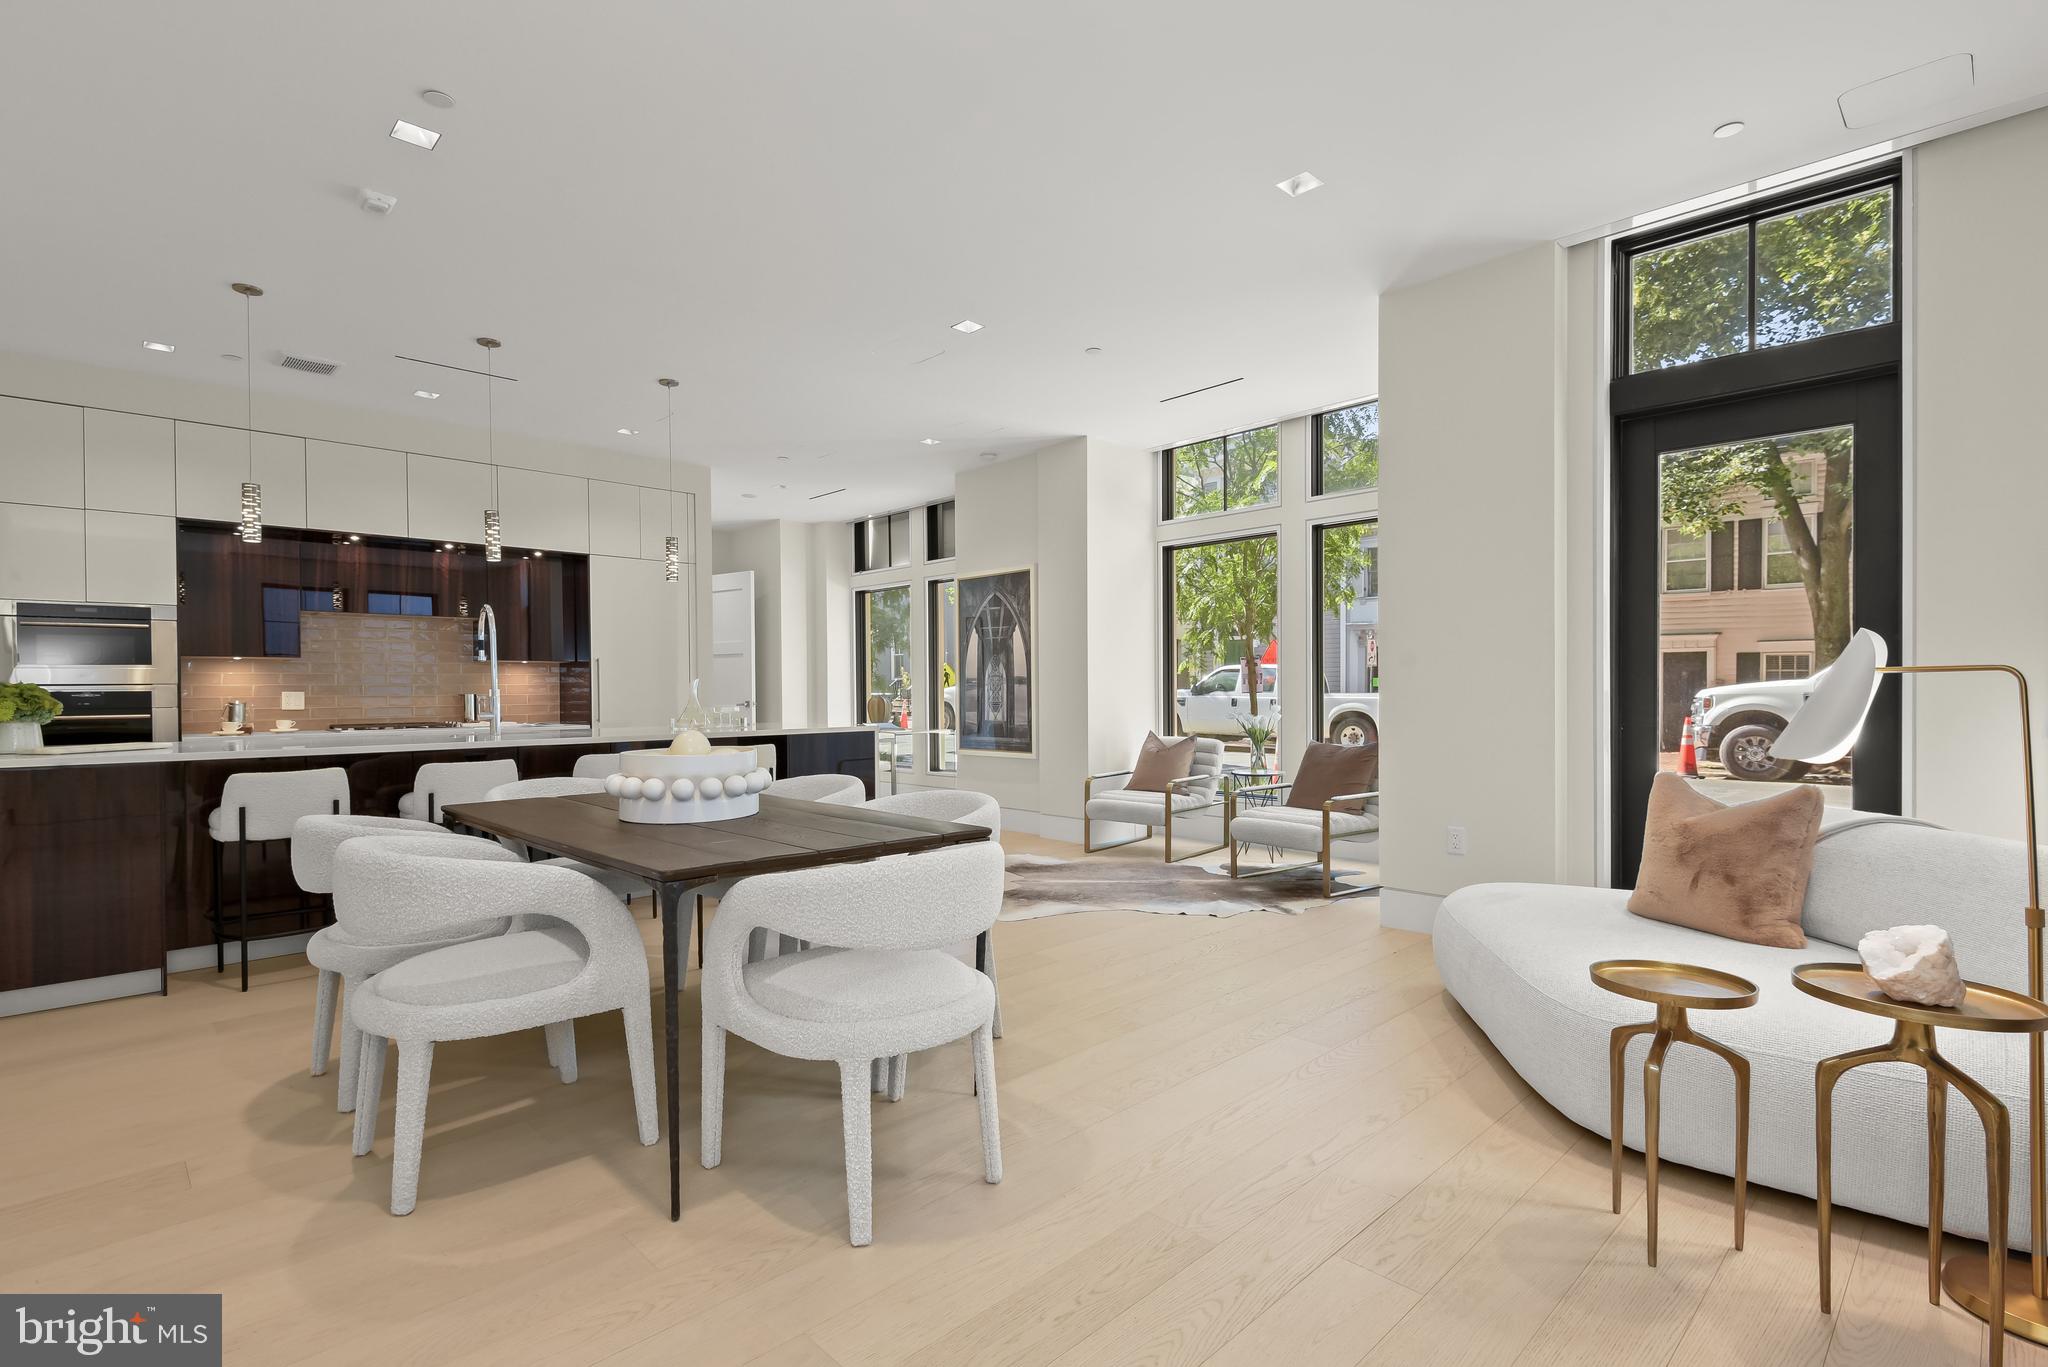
1238,714 -> 1277,774
0,682 -> 63,753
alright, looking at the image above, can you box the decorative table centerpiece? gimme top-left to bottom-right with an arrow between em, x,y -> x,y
603,730 -> 772,824
0,682 -> 62,753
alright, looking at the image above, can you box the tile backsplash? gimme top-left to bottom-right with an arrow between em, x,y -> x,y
180,611 -> 591,733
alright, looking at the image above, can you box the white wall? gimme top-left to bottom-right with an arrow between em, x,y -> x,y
1911,107 -> 2048,843
1377,243 -> 1570,927
711,520 -> 816,729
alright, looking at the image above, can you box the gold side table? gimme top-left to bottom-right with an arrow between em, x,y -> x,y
1592,960 -> 1758,1266
1795,963 -> 2048,1367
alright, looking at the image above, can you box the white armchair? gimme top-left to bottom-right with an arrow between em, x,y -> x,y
482,776 -> 648,905
343,836 -> 659,1215
1082,736 -> 1226,862
398,758 -> 519,825
1225,782 -> 1381,900
700,841 -> 1005,1245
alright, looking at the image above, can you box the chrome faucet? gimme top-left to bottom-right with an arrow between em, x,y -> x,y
474,604 -> 502,739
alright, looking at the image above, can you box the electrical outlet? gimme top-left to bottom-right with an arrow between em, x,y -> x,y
281,691 -> 305,711
1447,825 -> 1468,857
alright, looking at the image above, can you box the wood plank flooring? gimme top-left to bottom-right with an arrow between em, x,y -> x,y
0,831 -> 2016,1366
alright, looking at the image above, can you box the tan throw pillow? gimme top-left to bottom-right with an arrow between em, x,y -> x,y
1127,732 -> 1196,793
1287,741 -> 1378,812
1627,773 -> 1823,948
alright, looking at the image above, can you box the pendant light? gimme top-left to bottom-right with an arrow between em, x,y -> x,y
231,283 -> 264,542
659,377 -> 680,583
478,337 -> 503,562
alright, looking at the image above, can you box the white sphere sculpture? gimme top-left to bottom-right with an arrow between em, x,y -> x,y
604,774 -> 625,797
745,769 -> 769,794
620,776 -> 644,799
698,776 -> 722,800
640,777 -> 666,801
722,773 -> 748,798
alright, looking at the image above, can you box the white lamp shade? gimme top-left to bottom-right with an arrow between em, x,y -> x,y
1771,628 -> 1888,764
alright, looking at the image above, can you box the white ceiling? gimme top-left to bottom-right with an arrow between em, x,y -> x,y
3,2 -> 2045,526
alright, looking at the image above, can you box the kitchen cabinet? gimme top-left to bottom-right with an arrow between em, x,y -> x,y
639,487 -> 679,560
497,467 -> 589,553
174,424 -> 307,527
85,510 -> 177,605
176,525 -> 310,656
306,441 -> 407,537
588,480 -> 641,557
406,452 -> 493,545
83,411 -> 175,515
0,502 -> 86,600
589,554 -> 676,724
0,397 -> 84,508
480,554 -> 587,662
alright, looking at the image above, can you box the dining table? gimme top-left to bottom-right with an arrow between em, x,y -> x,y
442,790 -> 994,1221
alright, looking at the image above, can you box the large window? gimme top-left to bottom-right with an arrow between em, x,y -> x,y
1163,532 -> 1279,761
1163,425 -> 1279,519
1312,401 -> 1379,496
1627,183 -> 1894,373
1312,519 -> 1380,745
855,586 -> 913,726
853,511 -> 912,572
925,501 -> 956,561
928,578 -> 958,772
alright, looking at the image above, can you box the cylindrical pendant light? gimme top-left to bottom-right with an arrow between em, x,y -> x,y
479,337 -> 503,562
231,283 -> 264,543
659,377 -> 680,583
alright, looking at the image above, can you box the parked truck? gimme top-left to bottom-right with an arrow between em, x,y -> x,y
1689,673 -> 1821,781
1173,664 -> 1380,746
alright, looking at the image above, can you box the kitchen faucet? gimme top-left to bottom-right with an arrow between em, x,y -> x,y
474,604 -> 502,739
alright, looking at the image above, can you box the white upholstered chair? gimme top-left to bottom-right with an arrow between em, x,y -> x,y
397,758 -> 519,825
864,790 -> 1006,1047
571,752 -> 624,780
1082,736 -> 1226,862
700,842 -> 1005,1245
1225,783 -> 1381,900
481,776 -> 648,904
693,771 -> 869,962
344,836 -> 659,1215
209,767 -> 352,991
292,815 -> 501,1111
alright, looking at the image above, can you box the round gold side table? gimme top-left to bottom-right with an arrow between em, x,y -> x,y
1794,962 -> 2048,1367
1592,959 -> 1758,1267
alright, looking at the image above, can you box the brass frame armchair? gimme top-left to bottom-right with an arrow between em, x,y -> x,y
1224,781 -> 1380,900
1082,752 -> 1227,864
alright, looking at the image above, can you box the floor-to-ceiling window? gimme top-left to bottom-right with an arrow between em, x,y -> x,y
1312,518 -> 1380,745
1611,166 -> 1901,883
928,577 -> 957,772
1162,532 -> 1280,766
855,584 -> 913,727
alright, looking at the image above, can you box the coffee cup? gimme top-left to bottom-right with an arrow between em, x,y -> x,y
272,720 -> 299,732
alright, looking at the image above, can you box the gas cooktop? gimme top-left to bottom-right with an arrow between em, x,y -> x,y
324,721 -> 466,732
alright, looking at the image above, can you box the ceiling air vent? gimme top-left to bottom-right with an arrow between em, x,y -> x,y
278,353 -> 340,376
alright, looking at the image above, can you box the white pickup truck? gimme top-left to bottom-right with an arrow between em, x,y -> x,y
1173,664 -> 1380,746
1689,673 -> 1819,781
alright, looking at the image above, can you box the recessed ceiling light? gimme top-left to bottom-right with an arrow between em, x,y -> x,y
390,120 -> 441,150
920,438 -> 941,446
616,428 -> 639,436
1713,121 -> 1746,139
414,389 -> 440,400
443,542 -> 455,550
951,320 -> 984,334
420,89 -> 457,110
142,341 -> 175,353
1276,172 -> 1324,197
349,534 -> 361,541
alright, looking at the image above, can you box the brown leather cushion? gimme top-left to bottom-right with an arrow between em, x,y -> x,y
1126,732 -> 1196,793
1286,742 -> 1378,813
1627,772 -> 1823,948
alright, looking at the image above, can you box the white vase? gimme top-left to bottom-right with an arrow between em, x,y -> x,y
0,721 -> 44,753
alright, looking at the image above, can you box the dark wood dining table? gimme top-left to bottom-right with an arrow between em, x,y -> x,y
442,790 -> 994,1221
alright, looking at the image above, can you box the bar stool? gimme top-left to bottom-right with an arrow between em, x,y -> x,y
397,759 -> 518,827
208,768 -> 351,991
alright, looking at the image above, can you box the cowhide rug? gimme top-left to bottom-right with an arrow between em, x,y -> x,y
1000,852 -> 1375,920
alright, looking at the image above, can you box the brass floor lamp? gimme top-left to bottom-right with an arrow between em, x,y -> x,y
1771,628 -> 2046,1341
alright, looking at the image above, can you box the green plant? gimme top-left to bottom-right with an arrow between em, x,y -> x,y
0,682 -> 63,725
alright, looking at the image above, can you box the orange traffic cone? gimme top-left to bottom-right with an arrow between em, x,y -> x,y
1679,715 -> 1700,778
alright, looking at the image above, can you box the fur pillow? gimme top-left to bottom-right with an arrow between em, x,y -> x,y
1628,773 -> 1823,948
1126,732 -> 1196,793
1286,742 -> 1378,813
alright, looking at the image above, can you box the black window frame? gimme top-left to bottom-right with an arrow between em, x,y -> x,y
1159,425 -> 1282,521
1613,164 -> 1901,403
1309,399 -> 1381,498
1310,517 -> 1381,744
852,511 -> 913,573
927,576 -> 957,772
1159,528 -> 1280,737
924,501 -> 956,561
853,583 -> 914,724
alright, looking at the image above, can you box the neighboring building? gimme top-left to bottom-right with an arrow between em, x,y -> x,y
1320,526 -> 1381,697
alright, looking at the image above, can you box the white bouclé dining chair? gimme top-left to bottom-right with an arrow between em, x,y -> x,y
700,841 -> 1005,1245
398,758 -> 519,825
342,836 -> 659,1215
481,776 -> 648,904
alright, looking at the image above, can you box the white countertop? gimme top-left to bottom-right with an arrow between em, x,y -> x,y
0,723 -> 882,770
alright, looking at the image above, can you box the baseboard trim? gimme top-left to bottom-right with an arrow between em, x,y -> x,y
1380,888 -> 1444,934
0,932 -> 315,1019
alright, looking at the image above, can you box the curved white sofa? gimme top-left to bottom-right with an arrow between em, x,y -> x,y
1434,811 -> 2037,1243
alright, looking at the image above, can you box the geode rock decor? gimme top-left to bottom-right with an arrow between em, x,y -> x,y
1858,924 -> 1967,1008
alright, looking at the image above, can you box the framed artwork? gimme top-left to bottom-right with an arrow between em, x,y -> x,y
957,566 -> 1034,757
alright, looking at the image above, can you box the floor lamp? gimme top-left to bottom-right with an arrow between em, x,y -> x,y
1773,626 -> 2047,1341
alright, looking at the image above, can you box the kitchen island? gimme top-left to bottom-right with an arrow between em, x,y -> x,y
0,725 -> 880,1013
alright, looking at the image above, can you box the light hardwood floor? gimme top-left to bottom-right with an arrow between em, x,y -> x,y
0,831 -> 2031,1366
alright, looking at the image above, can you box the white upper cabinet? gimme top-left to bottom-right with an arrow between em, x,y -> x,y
175,424 -> 307,527
497,466 -> 589,553
407,453 -> 492,544
0,503 -> 86,600
588,479 -> 641,557
83,410 -> 174,514
0,398 -> 84,508
589,553 -> 678,724
305,440 -> 407,537
638,487 -> 677,561
84,510 -> 176,605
